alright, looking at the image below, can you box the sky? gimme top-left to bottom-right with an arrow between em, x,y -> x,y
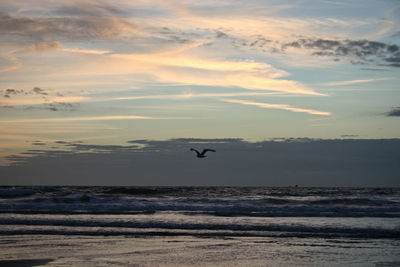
0,0 -> 399,185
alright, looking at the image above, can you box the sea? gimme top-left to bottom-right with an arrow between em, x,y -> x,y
1,186 -> 399,266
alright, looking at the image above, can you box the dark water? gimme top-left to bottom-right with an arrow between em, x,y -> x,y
0,186 -> 399,238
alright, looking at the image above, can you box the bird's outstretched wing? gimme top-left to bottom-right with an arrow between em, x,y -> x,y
190,148 -> 200,155
201,149 -> 216,155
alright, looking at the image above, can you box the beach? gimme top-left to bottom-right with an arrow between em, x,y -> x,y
1,186 -> 399,266
1,235 -> 400,266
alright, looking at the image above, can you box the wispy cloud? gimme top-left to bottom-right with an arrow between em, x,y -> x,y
0,41 -> 110,73
51,96 -> 88,103
13,42 -> 62,54
1,39 -> 322,96
2,0 -> 387,99
0,89 -> 286,108
282,38 -> 400,67
322,78 -> 392,86
88,49 -> 323,95
0,115 -> 192,123
221,99 -> 331,116
113,92 -> 282,101
0,42 -> 62,73
61,47 -> 110,55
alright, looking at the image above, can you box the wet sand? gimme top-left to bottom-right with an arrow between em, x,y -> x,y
1,235 -> 399,266
0,259 -> 53,267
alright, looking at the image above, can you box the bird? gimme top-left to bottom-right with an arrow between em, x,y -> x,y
190,148 -> 216,158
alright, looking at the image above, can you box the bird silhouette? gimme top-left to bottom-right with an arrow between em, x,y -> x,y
190,148 -> 216,158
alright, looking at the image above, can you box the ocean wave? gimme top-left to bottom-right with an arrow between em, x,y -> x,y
1,229 -> 397,238
309,198 -> 397,206
0,201 -> 398,217
104,187 -> 174,196
0,186 -> 399,217
0,188 -> 37,198
19,195 -> 396,210
1,186 -> 399,198
0,220 -> 398,239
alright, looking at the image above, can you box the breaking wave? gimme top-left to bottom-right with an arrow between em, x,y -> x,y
1,186 -> 399,238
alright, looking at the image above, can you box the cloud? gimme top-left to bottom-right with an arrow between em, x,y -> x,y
0,42 -> 62,72
51,96 -> 88,103
112,92 -> 280,101
0,102 -> 77,112
14,42 -> 62,54
387,107 -> 400,117
0,41 -> 111,73
340,134 -> 360,138
1,138 -> 399,186
221,99 -> 331,116
0,86 -> 87,107
1,38 -> 321,96
32,87 -> 48,95
0,115 -> 191,123
0,2 -> 136,42
114,51 -> 284,73
154,27 -> 193,44
0,87 -> 45,101
61,47 -> 110,54
360,67 -> 388,71
43,102 -> 79,112
1,88 -> 24,98
32,142 -> 46,146
99,47 -> 323,95
322,78 -> 392,86
282,38 -> 400,67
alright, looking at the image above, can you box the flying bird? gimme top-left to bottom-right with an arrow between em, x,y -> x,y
190,148 -> 216,158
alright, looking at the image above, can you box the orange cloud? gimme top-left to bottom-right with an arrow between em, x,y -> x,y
71,49 -> 322,95
0,115 -> 192,123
